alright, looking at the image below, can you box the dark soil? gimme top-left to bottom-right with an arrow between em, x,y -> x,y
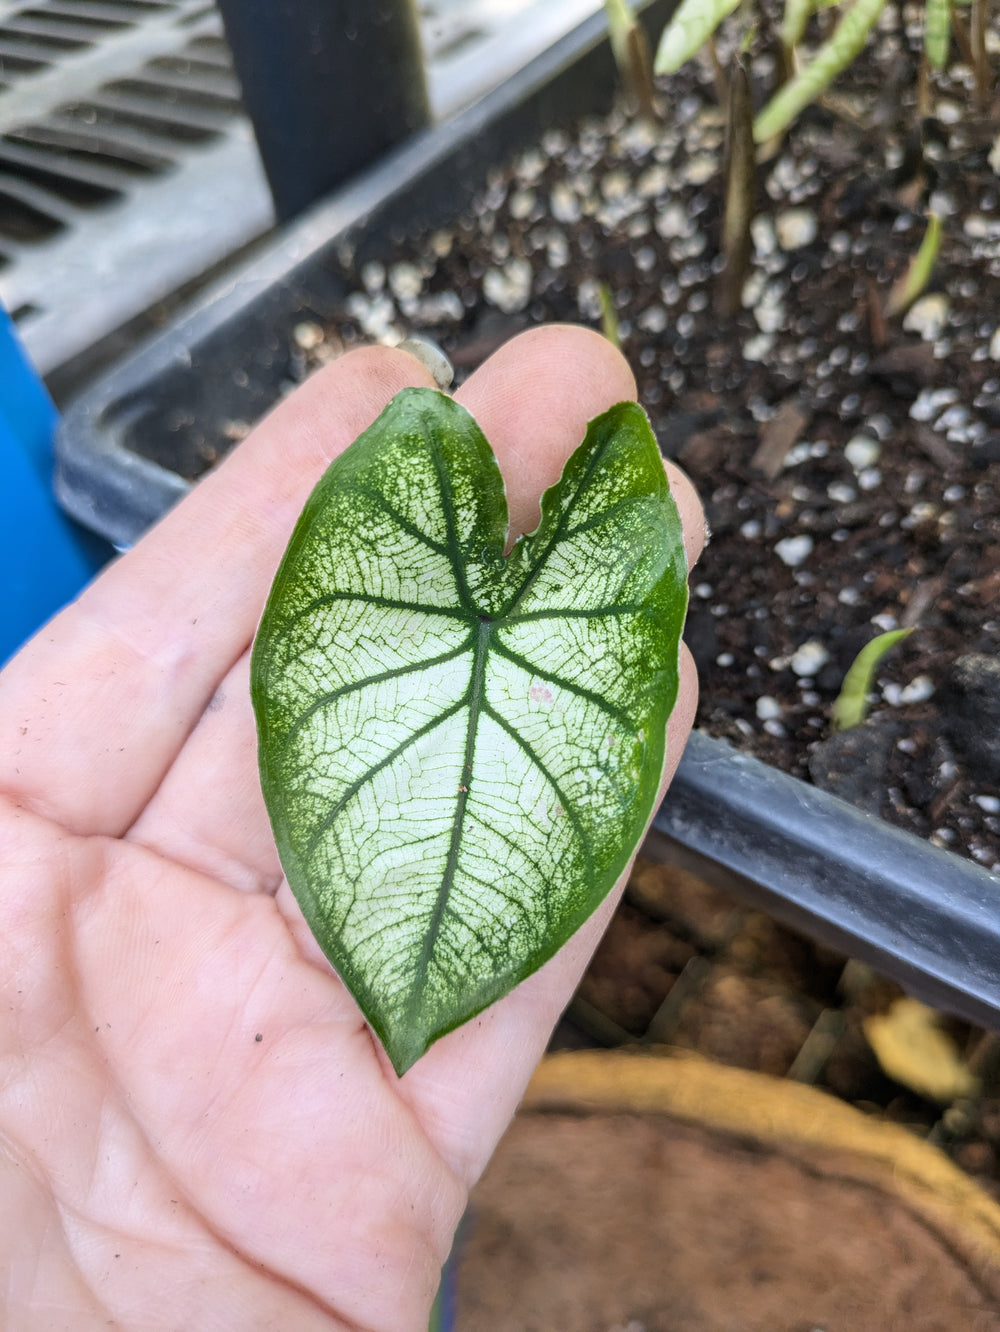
294,14 -> 1000,869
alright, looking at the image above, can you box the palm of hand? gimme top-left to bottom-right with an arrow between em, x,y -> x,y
4,797 -> 462,1330
0,331 -> 700,1331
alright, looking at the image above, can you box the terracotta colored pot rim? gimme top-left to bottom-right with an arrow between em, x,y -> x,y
523,1047 -> 1000,1302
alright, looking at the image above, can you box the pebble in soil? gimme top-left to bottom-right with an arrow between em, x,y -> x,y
296,11 -> 1000,870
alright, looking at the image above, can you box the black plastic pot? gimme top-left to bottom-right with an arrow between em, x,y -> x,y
56,2 -> 1000,1029
216,0 -> 429,221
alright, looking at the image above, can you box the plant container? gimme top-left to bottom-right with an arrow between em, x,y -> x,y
55,1 -> 1000,1030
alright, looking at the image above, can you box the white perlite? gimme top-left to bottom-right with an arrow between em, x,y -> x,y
775,208 -> 818,250
910,387 -> 959,421
845,435 -> 881,470
684,154 -> 717,185
655,202 -> 689,239
577,278 -> 602,321
903,293 -> 950,341
388,263 -> 424,303
483,259 -> 533,314
345,292 -> 398,342
883,676 -> 934,706
756,695 -> 783,721
751,215 -> 777,257
292,321 -> 324,351
743,332 -> 775,362
990,131 -> 1000,176
900,675 -> 935,704
790,641 -> 830,677
550,182 -> 581,224
414,291 -> 463,324
637,164 -> 670,198
774,534 -> 813,567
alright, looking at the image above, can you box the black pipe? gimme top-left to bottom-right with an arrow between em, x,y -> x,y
216,0 -> 430,221
653,731 -> 1000,1031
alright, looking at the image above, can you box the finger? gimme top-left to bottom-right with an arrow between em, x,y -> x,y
381,645 -> 700,1186
126,650 -> 282,894
454,323 -> 637,539
665,460 -> 706,574
0,347 -> 436,837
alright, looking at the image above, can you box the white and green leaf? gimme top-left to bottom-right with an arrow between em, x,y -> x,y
252,389 -> 688,1074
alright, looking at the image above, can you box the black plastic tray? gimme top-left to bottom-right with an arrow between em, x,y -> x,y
56,2 -> 1000,1028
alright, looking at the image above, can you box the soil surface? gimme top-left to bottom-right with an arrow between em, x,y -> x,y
296,10 -> 1000,868
454,1112 -> 1000,1331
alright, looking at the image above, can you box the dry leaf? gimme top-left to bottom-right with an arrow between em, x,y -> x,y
864,998 -> 979,1104
751,400 -> 811,480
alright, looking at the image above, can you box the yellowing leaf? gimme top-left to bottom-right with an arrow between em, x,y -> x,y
864,998 -> 979,1103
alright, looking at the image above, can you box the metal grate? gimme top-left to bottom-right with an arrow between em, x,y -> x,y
0,1 -> 270,374
0,0 -> 602,378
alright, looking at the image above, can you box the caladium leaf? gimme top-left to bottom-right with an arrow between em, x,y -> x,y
251,388 -> 688,1074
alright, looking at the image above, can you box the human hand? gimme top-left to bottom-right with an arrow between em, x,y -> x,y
0,325 -> 703,1331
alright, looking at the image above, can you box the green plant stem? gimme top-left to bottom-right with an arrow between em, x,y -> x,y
885,212 -> 942,318
780,0 -> 815,54
831,628 -> 913,732
970,0 -> 990,112
715,54 -> 756,319
598,282 -> 622,349
924,0 -> 951,69
707,33 -> 731,106
604,0 -> 659,119
753,0 -> 888,142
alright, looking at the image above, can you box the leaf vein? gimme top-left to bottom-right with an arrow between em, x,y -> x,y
278,638 -> 474,757
300,592 -> 469,620
490,639 -> 635,730
502,603 -> 646,624
355,485 -> 451,560
481,702 -> 594,883
426,419 -> 478,614
407,619 -> 492,1014
302,697 -> 468,866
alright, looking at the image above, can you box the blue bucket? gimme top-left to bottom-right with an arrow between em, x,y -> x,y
0,308 -> 110,664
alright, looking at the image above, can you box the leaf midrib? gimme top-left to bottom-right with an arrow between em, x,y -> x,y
409,615 -> 493,1007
